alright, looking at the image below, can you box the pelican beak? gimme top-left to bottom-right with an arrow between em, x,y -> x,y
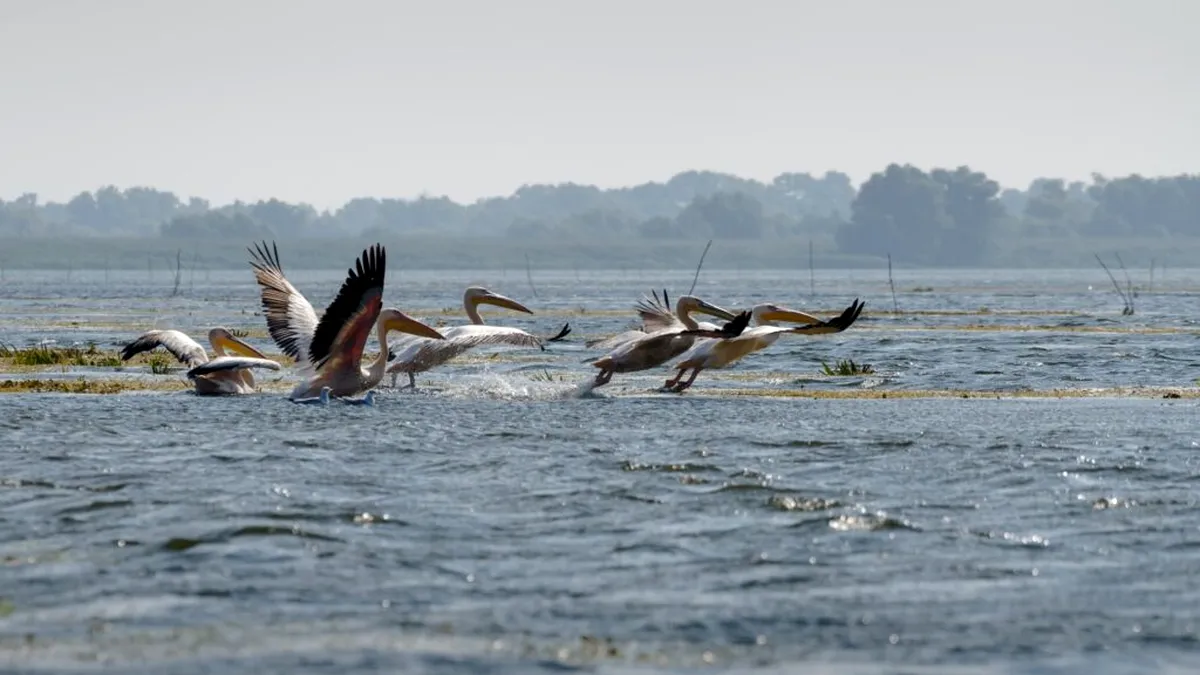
695,300 -> 737,322
385,312 -> 445,340
760,307 -> 824,325
481,292 -> 534,315
217,332 -> 270,359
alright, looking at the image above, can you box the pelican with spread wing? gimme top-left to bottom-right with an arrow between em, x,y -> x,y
386,286 -> 570,388
245,241 -> 444,401
120,327 -> 281,395
662,299 -> 865,392
589,293 -> 741,387
586,289 -> 730,351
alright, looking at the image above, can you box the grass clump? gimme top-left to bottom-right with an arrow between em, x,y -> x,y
0,343 -> 122,367
0,376 -> 192,394
528,369 -> 566,383
821,359 -> 875,376
146,354 -> 175,374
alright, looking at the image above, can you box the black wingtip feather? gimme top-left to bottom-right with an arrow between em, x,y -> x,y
720,310 -> 752,338
546,322 -> 571,343
246,240 -> 308,361
307,244 -> 387,367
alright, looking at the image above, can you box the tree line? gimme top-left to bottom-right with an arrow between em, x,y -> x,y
1,167 -> 1197,266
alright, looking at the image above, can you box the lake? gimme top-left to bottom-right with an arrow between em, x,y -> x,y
2,266 -> 1199,674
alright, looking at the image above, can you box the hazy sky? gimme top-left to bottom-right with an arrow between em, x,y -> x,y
1,0 -> 1196,209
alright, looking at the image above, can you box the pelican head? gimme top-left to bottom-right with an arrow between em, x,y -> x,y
208,327 -> 270,358
464,286 -> 533,315
675,295 -> 737,322
752,303 -> 823,326
379,308 -> 445,340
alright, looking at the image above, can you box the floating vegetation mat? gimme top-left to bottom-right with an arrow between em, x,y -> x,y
706,386 -> 1200,400
0,377 -> 190,395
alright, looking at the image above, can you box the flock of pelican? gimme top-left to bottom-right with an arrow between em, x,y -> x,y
121,241 -> 865,401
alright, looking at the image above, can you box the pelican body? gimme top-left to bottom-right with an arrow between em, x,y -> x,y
664,299 -> 865,392
386,286 -> 570,388
590,294 -> 740,387
247,241 -> 444,401
587,289 -> 727,351
120,327 -> 281,395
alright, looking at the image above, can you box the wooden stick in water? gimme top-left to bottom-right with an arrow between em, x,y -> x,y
524,252 -> 538,299
1094,253 -> 1132,315
887,253 -> 898,314
809,239 -> 815,298
1114,252 -> 1134,314
688,239 -> 713,296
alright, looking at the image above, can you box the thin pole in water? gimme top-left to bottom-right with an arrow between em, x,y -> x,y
809,239 -> 815,298
887,253 -> 898,314
688,239 -> 713,296
524,252 -> 538,299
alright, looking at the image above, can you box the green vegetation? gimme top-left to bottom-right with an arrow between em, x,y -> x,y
528,369 -> 567,383
821,359 -> 875,376
1,168 -> 1197,269
146,354 -> 175,374
0,343 -> 121,367
0,378 -> 187,394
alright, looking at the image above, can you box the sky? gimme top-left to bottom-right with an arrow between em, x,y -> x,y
1,0 -> 1196,209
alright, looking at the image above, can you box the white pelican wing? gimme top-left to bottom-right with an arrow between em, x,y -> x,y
444,324 -> 546,350
635,290 -> 683,333
248,241 -> 320,365
187,356 -> 282,378
586,291 -> 679,350
387,324 -> 544,375
586,329 -> 648,351
120,330 -> 208,367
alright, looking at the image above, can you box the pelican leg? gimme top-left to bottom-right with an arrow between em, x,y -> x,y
671,368 -> 703,393
593,369 -> 613,386
663,367 -> 686,390
389,372 -> 398,388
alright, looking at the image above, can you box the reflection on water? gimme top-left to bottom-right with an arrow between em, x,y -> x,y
2,268 -> 1200,673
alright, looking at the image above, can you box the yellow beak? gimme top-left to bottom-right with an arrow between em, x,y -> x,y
760,307 -> 823,325
217,333 -> 271,359
481,293 -> 534,315
385,312 -> 445,340
696,301 -> 737,322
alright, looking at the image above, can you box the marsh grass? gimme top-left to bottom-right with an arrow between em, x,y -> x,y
0,343 -> 122,368
146,354 -> 175,374
528,369 -> 566,383
0,377 -> 188,394
821,359 -> 875,376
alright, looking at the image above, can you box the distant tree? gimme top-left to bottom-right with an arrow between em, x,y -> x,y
837,164 -> 950,263
66,192 -> 99,229
675,192 -> 766,239
837,164 -> 1002,264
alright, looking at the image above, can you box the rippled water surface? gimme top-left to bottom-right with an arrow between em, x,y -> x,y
3,267 -> 1200,673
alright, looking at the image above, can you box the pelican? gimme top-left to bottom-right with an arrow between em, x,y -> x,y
589,295 -> 745,387
586,289 -> 731,351
244,241 -> 445,401
120,327 -> 281,395
663,299 -> 865,392
385,286 -> 571,388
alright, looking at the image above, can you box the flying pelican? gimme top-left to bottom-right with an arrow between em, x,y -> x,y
385,286 -> 571,388
120,327 -> 281,395
243,241 -> 444,400
590,297 -> 746,387
663,299 -> 865,392
586,289 -> 731,351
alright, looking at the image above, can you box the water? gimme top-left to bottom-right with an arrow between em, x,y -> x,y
2,267 -> 1200,673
